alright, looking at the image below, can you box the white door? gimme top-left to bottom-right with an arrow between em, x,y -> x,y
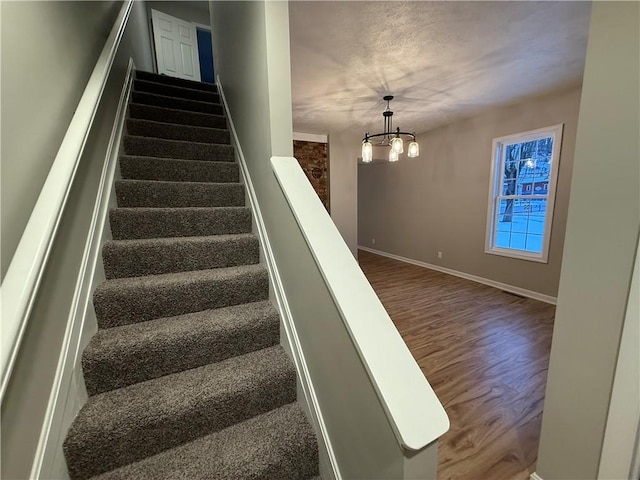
151,9 -> 201,82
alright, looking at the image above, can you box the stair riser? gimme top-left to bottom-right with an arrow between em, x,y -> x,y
89,403 -> 319,480
115,181 -> 244,208
65,349 -> 295,479
123,136 -> 235,162
131,91 -> 223,115
103,235 -> 260,279
120,156 -> 239,183
136,70 -> 218,92
95,403 -> 320,480
126,118 -> 230,145
128,103 -> 227,129
109,208 -> 251,240
134,79 -> 220,103
83,309 -> 280,395
94,269 -> 269,328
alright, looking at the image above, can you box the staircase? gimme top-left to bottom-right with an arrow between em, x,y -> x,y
63,71 -> 319,480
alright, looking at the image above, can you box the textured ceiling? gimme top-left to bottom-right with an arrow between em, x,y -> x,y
289,1 -> 591,135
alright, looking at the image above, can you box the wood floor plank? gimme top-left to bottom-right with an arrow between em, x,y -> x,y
358,250 -> 555,480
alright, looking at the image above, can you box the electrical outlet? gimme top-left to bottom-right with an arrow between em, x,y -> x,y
372,238 -> 376,245
437,251 -> 443,259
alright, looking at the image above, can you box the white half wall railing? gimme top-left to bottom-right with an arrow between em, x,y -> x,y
271,156 -> 450,453
0,0 -> 134,401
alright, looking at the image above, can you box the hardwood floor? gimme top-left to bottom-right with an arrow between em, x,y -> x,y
358,250 -> 556,480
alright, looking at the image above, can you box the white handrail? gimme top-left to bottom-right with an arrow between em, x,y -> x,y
271,156 -> 449,452
0,0 -> 134,400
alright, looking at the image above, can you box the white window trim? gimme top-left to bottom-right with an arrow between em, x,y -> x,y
485,123 -> 564,263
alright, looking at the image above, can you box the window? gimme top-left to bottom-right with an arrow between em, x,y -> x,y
485,124 -> 563,263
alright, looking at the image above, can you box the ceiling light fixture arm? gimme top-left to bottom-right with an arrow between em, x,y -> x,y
362,129 -> 417,144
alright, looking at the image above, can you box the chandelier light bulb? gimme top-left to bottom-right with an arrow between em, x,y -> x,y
408,141 -> 420,158
362,139 -> 373,163
391,136 -> 404,154
389,149 -> 399,162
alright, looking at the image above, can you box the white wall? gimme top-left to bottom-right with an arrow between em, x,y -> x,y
210,2 -> 410,477
0,3 -> 153,478
536,2 -> 639,478
598,234 -> 639,479
328,130 -> 360,257
147,1 -> 210,27
0,1 -> 122,280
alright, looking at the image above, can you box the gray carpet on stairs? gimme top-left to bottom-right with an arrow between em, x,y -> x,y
103,234 -> 259,278
115,179 -> 245,208
93,264 -> 269,328
126,118 -> 231,144
128,103 -> 227,129
82,301 -> 280,395
109,206 -> 252,239
119,155 -> 239,183
123,135 -> 235,162
92,403 -> 319,480
65,346 -> 296,479
131,90 -> 223,114
133,79 -> 221,103
63,70 -> 318,480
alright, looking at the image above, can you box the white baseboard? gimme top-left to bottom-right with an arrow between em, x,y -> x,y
217,78 -> 340,480
530,472 -> 544,480
30,60 -> 135,480
358,246 -> 557,305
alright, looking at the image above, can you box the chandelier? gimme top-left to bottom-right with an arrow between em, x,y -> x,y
361,95 -> 419,163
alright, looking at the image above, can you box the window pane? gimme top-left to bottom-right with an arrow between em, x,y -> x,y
525,234 -> 544,253
511,213 -> 528,233
495,231 -> 511,249
497,199 -> 515,224
510,233 -> 527,250
502,180 -> 516,196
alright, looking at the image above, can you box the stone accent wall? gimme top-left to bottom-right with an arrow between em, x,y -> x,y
293,140 -> 329,212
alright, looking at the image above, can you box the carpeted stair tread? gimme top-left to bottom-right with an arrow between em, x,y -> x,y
64,346 -> 296,480
120,156 -> 239,183
102,233 -> 260,279
123,135 -> 234,162
134,79 -> 220,104
93,264 -> 269,328
109,206 -> 251,240
126,118 -> 230,144
128,103 -> 227,129
136,70 -> 218,93
83,301 -> 280,395
131,90 -> 223,115
92,402 -> 319,480
115,179 -> 244,208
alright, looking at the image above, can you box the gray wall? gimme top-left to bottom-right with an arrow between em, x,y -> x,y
536,2 -> 639,478
328,131 -> 360,257
0,2 -> 153,477
147,0 -> 210,27
210,2 -> 404,477
0,1 -> 122,280
358,86 -> 582,297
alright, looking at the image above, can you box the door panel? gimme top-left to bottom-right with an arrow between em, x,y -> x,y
160,36 -> 177,73
181,43 -> 195,76
151,9 -> 201,82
